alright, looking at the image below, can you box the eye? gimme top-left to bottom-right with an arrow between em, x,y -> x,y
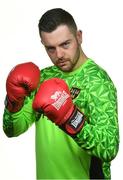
46,47 -> 55,53
62,42 -> 70,49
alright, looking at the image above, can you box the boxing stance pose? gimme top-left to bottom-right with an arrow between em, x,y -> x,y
3,8 -> 119,179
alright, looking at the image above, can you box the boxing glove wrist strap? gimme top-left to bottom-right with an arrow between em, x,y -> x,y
59,106 -> 86,137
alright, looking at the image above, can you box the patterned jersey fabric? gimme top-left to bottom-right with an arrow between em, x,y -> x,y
3,59 -> 119,179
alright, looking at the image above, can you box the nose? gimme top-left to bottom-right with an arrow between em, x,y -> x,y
56,47 -> 64,59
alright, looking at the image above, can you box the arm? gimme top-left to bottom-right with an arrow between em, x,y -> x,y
3,62 -> 40,137
74,80 -> 119,162
33,77 -> 119,162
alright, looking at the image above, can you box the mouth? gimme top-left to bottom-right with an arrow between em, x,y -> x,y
57,59 -> 69,67
58,62 -> 66,67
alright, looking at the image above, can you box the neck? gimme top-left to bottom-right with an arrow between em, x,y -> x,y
73,48 -> 88,71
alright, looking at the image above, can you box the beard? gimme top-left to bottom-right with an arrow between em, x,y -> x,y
55,46 -> 81,72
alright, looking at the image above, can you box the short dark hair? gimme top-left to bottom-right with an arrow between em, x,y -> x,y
38,8 -> 77,36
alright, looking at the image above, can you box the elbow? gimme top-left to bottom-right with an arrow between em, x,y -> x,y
104,147 -> 119,162
3,124 -> 16,137
3,127 -> 24,138
109,142 -> 119,161
99,138 -> 119,162
3,128 -> 14,138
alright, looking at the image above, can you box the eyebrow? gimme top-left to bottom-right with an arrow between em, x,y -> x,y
45,39 -> 72,49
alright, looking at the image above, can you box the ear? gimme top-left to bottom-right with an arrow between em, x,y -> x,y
39,32 -> 44,45
40,38 -> 45,46
76,30 -> 82,45
41,39 -> 44,45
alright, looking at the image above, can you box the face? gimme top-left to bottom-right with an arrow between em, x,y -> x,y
40,25 -> 82,72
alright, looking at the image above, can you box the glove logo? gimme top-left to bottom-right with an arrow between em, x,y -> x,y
51,91 -> 62,101
51,90 -> 70,110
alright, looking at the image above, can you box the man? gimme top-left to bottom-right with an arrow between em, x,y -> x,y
3,8 -> 119,179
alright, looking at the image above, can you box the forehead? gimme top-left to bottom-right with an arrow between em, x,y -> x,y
41,25 -> 75,46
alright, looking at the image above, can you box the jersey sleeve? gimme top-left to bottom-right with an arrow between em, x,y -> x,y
3,91 -> 36,137
74,72 -> 119,162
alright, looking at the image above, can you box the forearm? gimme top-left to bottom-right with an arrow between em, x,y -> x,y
3,94 -> 36,137
73,118 -> 119,162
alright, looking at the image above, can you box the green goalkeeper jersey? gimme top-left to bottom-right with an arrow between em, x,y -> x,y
3,59 -> 119,179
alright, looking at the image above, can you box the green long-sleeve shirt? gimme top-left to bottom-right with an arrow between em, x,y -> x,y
3,59 -> 119,179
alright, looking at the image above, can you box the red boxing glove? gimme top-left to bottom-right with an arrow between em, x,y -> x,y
6,62 -> 40,112
33,78 -> 85,136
